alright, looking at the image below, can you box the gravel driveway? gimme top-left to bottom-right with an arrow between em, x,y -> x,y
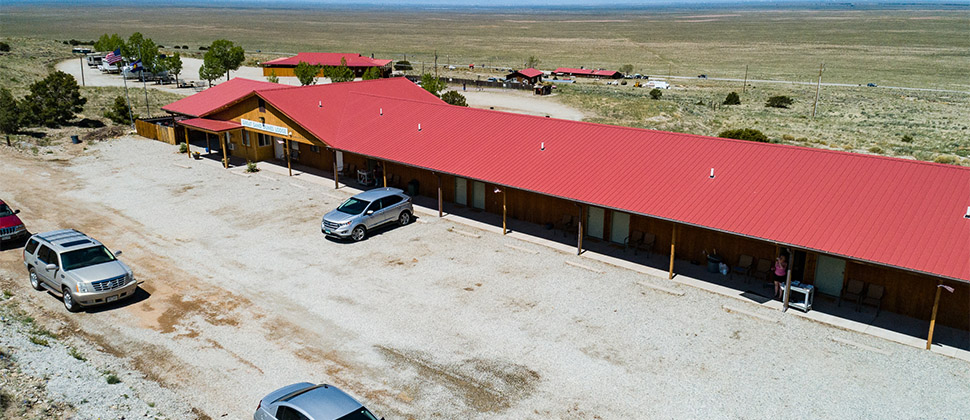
0,137 -> 967,419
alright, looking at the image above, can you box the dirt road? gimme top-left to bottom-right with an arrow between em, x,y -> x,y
1,138 -> 967,419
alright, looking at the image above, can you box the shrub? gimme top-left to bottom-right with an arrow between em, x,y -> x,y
934,154 -> 959,165
294,61 -> 322,86
718,128 -> 769,143
441,91 -> 468,107
0,42 -> 9,52
649,88 -> 662,100
246,161 -> 259,173
765,95 -> 794,108
106,374 -> 121,384
361,67 -> 381,80
620,80 -> 627,86
394,60 -> 413,71
723,91 -> 741,105
103,96 -> 135,125
173,45 -> 181,49
782,134 -> 795,141
901,134 -> 914,143
69,347 -> 86,361
868,146 -> 884,154
266,71 -> 279,84
22,71 -> 87,128
29,336 -> 49,347
182,45 -> 188,49
179,142 -> 188,153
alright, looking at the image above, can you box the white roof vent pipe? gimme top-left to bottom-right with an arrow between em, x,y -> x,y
541,142 -> 545,151
418,123 -> 422,132
710,168 -> 715,179
318,100 -> 322,108
965,206 -> 970,219
380,108 -> 383,116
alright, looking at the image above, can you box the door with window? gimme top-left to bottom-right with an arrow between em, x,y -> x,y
36,245 -> 58,286
587,206 -> 605,239
273,136 -> 284,160
815,254 -> 846,296
472,181 -> 485,209
610,211 -> 630,244
455,177 -> 467,206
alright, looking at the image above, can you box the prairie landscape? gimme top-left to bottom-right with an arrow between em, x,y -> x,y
2,3 -> 968,164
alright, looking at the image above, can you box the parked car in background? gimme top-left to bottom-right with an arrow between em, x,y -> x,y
23,229 -> 137,312
867,83 -> 877,87
0,200 -> 28,248
321,188 -> 413,242
254,383 -> 381,420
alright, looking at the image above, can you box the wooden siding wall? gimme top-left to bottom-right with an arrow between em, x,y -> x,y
294,143 -> 333,170
846,262 -> 968,330
209,97 -> 319,146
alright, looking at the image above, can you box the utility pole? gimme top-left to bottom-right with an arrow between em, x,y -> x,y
434,50 -> 438,79
811,63 -> 824,119
742,64 -> 748,93
78,55 -> 85,86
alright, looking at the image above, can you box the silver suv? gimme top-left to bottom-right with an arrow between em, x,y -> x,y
23,229 -> 137,312
321,188 -> 413,241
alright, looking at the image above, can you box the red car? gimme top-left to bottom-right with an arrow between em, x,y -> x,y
0,200 -> 28,248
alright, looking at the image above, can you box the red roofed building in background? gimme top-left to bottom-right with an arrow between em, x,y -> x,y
506,68 -> 544,84
262,52 -> 393,78
554,67 -> 623,79
141,77 -> 970,334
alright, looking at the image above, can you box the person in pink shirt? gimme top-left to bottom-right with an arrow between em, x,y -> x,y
773,255 -> 788,300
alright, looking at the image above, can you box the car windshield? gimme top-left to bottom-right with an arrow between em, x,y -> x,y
61,246 -> 117,271
0,204 -> 12,217
335,408 -> 380,420
336,198 -> 370,215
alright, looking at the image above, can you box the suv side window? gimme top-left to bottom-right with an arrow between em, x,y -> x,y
25,238 -> 40,255
37,245 -> 53,264
379,195 -> 402,208
367,200 -> 383,212
275,406 -> 309,420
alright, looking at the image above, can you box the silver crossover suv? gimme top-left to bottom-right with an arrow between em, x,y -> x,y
321,188 -> 413,241
23,229 -> 137,312
254,383 -> 381,420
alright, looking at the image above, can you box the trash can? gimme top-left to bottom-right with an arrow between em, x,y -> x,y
706,254 -> 722,273
70,135 -> 81,144
406,179 -> 419,196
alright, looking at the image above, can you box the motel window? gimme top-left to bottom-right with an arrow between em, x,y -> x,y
258,133 -> 271,147
290,140 -> 299,150
310,145 -> 320,153
242,131 -> 251,147
258,98 -> 265,112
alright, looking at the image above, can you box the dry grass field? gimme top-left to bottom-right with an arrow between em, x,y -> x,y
1,4 -> 967,163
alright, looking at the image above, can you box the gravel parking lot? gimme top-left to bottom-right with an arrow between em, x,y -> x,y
0,137 -> 968,419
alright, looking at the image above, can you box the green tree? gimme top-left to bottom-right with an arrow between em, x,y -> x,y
103,95 -> 136,126
649,88 -> 662,100
394,60 -> 412,71
619,64 -> 634,75
199,60 -> 222,87
294,61 -> 322,86
123,33 -> 159,72
723,91 -> 741,105
718,128 -> 769,143
765,95 -> 794,109
266,70 -> 279,83
420,73 -> 447,97
324,57 -> 354,83
361,67 -> 381,80
203,39 -> 245,81
22,71 -> 86,128
93,33 -> 124,53
0,88 -> 22,146
441,91 -> 468,107
525,55 -> 541,69
166,52 -> 183,86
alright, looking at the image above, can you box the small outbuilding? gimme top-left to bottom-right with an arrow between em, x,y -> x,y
507,68 -> 543,85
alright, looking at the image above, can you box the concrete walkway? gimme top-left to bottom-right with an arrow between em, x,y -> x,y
215,154 -> 970,362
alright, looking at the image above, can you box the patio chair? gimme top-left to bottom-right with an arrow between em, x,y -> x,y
624,230 -> 643,253
752,258 -> 772,284
731,254 -> 754,282
859,284 -> 885,316
636,233 -> 656,256
556,215 -> 575,237
342,163 -> 357,178
838,279 -> 865,308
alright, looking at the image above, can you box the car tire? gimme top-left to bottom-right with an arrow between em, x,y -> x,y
351,225 -> 366,242
398,211 -> 411,226
62,287 -> 81,313
29,268 -> 43,291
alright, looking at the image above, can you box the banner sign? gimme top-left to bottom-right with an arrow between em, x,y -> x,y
241,119 -> 289,136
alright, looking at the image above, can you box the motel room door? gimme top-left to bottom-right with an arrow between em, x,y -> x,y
587,206 -> 605,240
472,181 -> 486,210
814,254 -> 846,296
274,137 -> 285,160
610,211 -> 630,244
455,177 -> 468,206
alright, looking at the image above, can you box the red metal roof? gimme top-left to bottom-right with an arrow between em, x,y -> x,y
262,53 -> 392,68
512,68 -> 543,78
593,70 -> 621,77
554,67 -> 594,75
179,118 -> 242,133
162,78 -> 285,117
332,94 -> 970,282
255,78 -> 441,145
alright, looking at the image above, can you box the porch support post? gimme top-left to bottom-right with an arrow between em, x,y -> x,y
183,126 -> 191,158
205,132 -> 210,153
382,161 -> 387,187
222,131 -> 230,168
926,279 -> 943,350
332,149 -> 339,189
285,137 -> 292,176
437,173 -> 443,217
783,248 -> 793,311
669,224 -> 677,279
502,189 -> 507,235
575,203 -> 584,255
